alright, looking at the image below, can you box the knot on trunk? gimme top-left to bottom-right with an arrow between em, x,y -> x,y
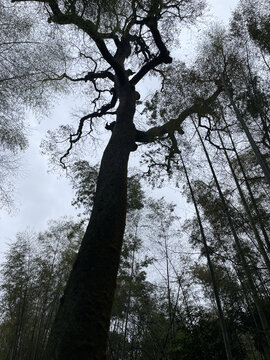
105,121 -> 116,131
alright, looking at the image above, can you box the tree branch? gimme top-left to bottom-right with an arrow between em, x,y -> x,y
131,18 -> 172,85
60,91 -> 118,168
12,0 -> 127,83
42,70 -> 115,83
84,70 -> 114,82
135,87 -> 223,143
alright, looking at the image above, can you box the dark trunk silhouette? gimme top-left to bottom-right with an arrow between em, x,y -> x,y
44,86 -> 137,359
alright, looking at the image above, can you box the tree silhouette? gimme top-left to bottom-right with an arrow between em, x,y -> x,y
11,0 -> 223,358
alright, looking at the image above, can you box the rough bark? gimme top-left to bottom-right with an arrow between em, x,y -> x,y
44,85 -> 137,360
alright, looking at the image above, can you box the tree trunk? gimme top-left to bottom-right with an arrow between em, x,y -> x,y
44,84 -> 137,360
179,151 -> 233,360
194,119 -> 270,359
224,117 -> 270,253
121,234 -> 136,360
217,129 -> 270,274
221,75 -> 270,188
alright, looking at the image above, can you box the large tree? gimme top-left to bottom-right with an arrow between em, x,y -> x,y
10,0 -> 223,358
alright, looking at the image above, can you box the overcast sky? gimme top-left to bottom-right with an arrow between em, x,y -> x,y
0,0 -> 239,261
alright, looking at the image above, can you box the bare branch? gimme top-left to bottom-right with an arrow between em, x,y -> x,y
42,72 -> 85,82
43,70 -> 115,83
60,91 -> 118,168
131,18 -> 172,85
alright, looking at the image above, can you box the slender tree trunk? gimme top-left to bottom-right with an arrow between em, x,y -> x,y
164,234 -> 173,334
44,84 -> 137,360
179,151 -> 233,360
194,119 -> 270,359
121,230 -> 137,360
160,233 -> 179,358
245,58 -> 270,149
33,248 -> 60,360
217,129 -> 270,274
11,285 -> 28,360
232,261 -> 265,356
221,75 -> 270,188
224,117 -> 270,253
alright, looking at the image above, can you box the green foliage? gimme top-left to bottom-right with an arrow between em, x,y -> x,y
248,16 -> 270,54
0,0 -> 73,209
0,219 -> 84,359
70,161 -> 99,215
0,0 -> 70,125
169,312 -> 246,360
70,160 -> 144,215
245,76 -> 269,118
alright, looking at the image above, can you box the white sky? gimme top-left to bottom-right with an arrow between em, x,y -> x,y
0,0 -> 239,261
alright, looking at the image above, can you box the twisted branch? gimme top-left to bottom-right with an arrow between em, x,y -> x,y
135,86 -> 223,143
60,92 -> 118,168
